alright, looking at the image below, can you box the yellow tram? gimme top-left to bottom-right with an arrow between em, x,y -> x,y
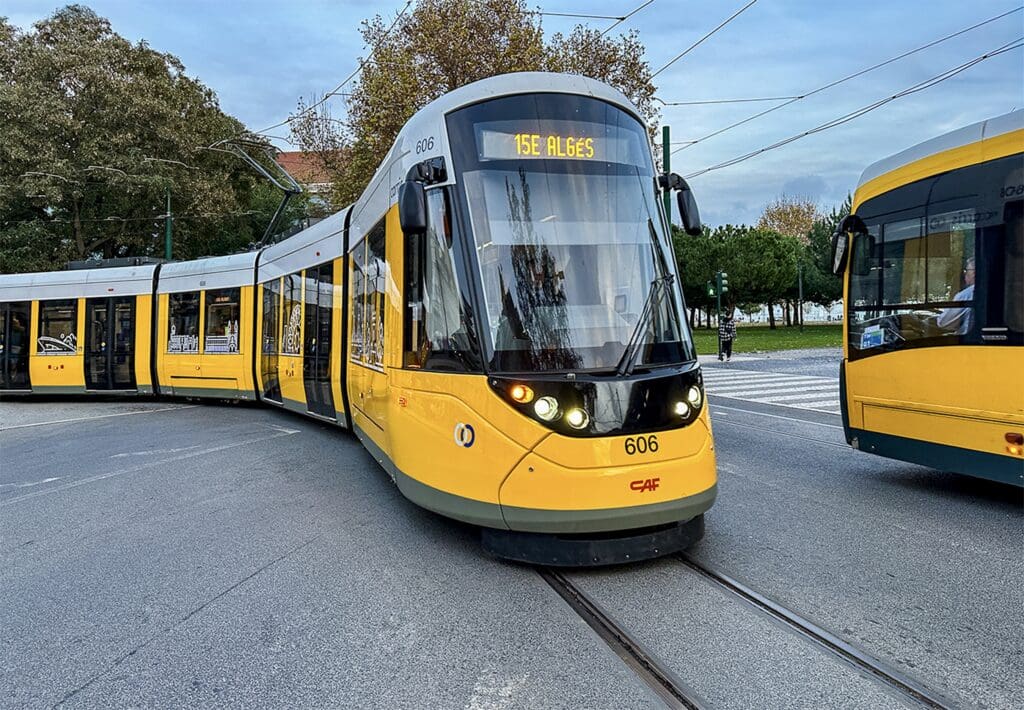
0,73 -> 718,563
832,109 -> 1023,486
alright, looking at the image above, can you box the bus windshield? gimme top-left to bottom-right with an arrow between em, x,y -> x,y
446,93 -> 694,373
848,153 -> 1023,358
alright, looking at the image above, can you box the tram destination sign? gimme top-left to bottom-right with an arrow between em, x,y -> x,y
477,127 -> 636,163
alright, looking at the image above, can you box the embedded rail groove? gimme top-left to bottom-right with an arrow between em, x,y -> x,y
537,568 -> 706,710
676,554 -> 955,709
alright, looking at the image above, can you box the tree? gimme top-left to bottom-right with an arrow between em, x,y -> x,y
0,6 -> 302,272
758,195 -> 820,245
290,0 -> 658,207
801,195 -> 851,307
672,225 -> 716,327
726,228 -> 800,329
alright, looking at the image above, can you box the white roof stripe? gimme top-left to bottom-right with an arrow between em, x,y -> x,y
857,109 -> 1024,188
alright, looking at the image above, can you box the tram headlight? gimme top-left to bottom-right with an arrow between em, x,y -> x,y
565,407 -> 589,430
510,384 -> 534,404
534,396 -> 560,421
674,401 -> 691,418
686,385 -> 703,408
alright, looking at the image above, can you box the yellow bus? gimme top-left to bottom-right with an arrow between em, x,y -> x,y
832,109 -> 1023,485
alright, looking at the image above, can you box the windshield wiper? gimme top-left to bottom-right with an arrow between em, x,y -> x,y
615,273 -> 673,377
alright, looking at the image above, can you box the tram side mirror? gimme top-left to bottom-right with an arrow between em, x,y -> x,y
677,184 -> 702,236
660,172 -> 702,236
830,214 -> 867,275
399,180 -> 427,236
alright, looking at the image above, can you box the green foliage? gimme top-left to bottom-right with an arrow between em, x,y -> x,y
800,195 -> 850,306
690,323 -> 842,355
0,6 -> 306,272
672,223 -> 800,322
292,0 -> 658,207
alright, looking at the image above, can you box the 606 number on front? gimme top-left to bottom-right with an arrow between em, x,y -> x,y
624,435 -> 658,456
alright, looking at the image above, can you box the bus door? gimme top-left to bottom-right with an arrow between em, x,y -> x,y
85,297 -> 136,390
0,301 -> 32,391
304,262 -> 335,418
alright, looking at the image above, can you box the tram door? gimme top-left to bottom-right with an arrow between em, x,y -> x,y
85,297 -> 136,390
260,279 -> 282,402
0,301 -> 32,390
303,262 -> 335,418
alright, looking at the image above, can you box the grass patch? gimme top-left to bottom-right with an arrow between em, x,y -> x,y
691,323 -> 843,355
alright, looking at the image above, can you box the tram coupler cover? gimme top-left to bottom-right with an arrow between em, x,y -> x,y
482,515 -> 705,567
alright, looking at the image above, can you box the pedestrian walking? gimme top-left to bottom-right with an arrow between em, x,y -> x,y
718,313 -> 736,361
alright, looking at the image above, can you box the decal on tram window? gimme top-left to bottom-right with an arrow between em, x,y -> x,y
167,327 -> 198,353
37,299 -> 78,355
37,333 -> 76,354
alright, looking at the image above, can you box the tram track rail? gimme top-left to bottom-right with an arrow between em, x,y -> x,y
539,557 -> 956,709
537,568 -> 707,710
675,554 -> 956,709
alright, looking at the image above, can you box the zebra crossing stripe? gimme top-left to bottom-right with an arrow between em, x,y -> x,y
706,377 -> 828,388
747,390 -> 840,403
716,387 -> 835,399
701,366 -> 842,414
709,380 -> 835,393
797,400 -> 843,410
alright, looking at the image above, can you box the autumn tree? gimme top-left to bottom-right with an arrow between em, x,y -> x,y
290,0 -> 658,207
0,6 -> 305,273
757,195 -> 820,245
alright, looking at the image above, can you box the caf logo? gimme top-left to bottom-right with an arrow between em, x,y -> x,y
453,422 -> 475,448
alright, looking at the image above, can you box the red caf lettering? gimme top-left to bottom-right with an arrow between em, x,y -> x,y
629,478 -> 660,492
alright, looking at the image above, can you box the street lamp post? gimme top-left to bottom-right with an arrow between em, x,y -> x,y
798,263 -> 804,333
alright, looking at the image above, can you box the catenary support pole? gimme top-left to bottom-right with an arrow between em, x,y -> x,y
663,126 -> 671,224
164,188 -> 172,261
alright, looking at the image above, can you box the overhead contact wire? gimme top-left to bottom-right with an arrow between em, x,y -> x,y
670,5 -> 1024,155
683,38 -> 1024,178
652,0 -> 758,78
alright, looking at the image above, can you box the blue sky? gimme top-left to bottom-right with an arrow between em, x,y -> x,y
5,0 -> 1023,226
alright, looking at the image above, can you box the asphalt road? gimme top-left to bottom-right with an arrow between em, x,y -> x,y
1,351 -> 1021,709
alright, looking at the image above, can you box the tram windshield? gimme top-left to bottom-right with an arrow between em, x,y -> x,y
447,94 -> 694,373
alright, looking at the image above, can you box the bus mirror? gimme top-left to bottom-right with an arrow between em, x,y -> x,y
831,214 -> 867,275
830,231 -> 849,275
399,181 -> 427,236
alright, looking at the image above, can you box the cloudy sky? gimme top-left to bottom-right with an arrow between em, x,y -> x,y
5,0 -> 1022,226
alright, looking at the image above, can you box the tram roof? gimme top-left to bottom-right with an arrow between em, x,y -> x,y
0,263 -> 157,301
348,72 -> 644,247
857,109 -> 1024,189
157,251 -> 259,294
258,207 -> 349,282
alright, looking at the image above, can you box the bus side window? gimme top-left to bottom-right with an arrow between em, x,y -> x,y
1002,199 -> 1024,335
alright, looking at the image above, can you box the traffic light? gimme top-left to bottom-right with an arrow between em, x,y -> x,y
706,280 -> 715,297
717,271 -> 729,295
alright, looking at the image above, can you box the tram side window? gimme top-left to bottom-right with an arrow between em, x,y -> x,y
37,299 -> 78,355
262,279 -> 281,353
351,219 -> 386,368
404,188 -> 479,371
366,221 -> 387,368
350,238 -> 367,362
167,292 -> 200,353
282,273 -> 302,355
205,288 -> 241,354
